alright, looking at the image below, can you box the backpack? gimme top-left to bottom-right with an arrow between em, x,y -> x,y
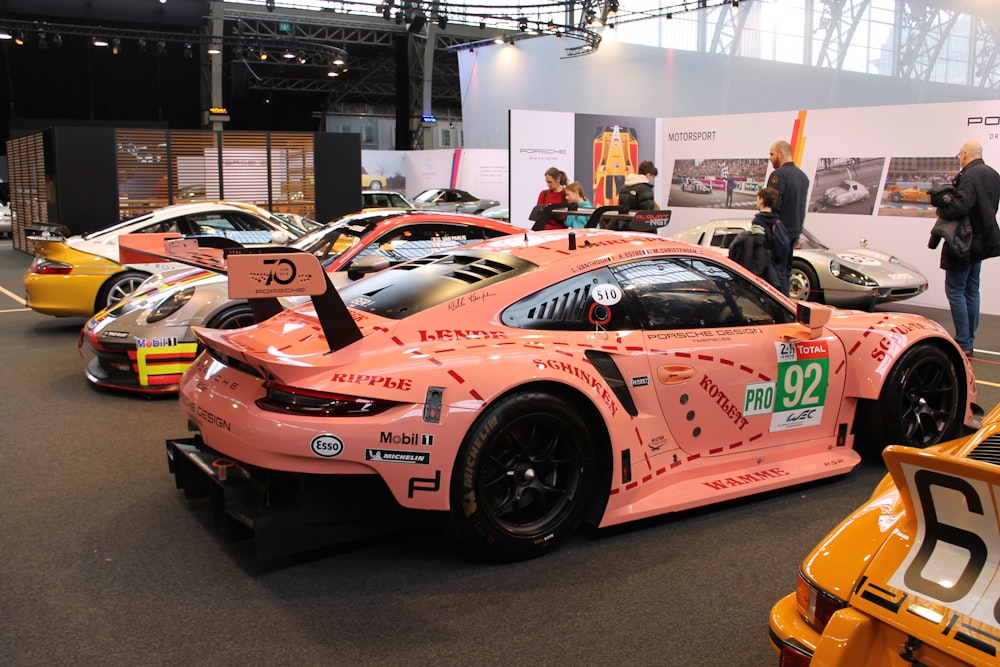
767,219 -> 791,263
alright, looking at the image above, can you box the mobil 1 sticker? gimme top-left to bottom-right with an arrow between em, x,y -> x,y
770,340 -> 829,431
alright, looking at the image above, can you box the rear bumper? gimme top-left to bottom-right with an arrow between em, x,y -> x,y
166,435 -> 429,559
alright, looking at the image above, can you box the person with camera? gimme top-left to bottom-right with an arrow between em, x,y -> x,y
931,140 -> 1000,356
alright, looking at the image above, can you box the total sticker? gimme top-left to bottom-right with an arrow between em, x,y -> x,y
310,434 -> 344,458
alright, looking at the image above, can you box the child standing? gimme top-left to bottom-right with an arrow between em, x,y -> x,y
564,181 -> 593,228
727,187 -> 787,290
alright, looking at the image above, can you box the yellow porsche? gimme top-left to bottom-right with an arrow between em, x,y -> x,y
770,403 -> 1000,666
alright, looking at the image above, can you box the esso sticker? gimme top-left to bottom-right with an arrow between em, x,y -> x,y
592,283 -> 622,306
310,434 -> 344,458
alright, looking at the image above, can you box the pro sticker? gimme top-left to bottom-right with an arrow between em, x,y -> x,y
310,434 -> 344,458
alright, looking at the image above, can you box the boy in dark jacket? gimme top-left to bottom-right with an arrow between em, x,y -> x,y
728,187 -> 785,290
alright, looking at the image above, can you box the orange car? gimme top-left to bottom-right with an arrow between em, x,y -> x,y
770,401 -> 1000,665
886,184 -> 931,203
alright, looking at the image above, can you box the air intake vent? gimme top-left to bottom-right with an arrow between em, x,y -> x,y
445,256 -> 517,284
968,434 -> 1000,466
585,350 -> 637,417
522,283 -> 592,324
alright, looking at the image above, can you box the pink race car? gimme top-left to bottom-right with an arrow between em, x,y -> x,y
167,229 -> 980,561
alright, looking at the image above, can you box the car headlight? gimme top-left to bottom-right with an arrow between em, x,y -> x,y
830,261 -> 877,287
146,287 -> 195,323
796,571 -> 848,633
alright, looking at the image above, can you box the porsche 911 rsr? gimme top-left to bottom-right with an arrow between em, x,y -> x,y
166,229 -> 977,562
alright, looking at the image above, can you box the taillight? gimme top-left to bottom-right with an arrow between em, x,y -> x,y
778,643 -> 812,667
256,381 -> 401,417
31,257 -> 72,275
796,571 -> 847,632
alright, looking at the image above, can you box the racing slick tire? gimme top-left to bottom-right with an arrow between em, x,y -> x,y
96,270 -> 149,311
789,260 -> 822,303
206,304 -> 255,329
448,390 -> 597,562
854,343 -> 962,457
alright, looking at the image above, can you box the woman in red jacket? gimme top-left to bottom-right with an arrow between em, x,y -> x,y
537,167 -> 568,229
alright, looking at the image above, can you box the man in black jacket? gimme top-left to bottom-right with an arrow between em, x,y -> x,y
767,140 -> 810,295
618,160 -> 658,210
933,140 -> 1000,356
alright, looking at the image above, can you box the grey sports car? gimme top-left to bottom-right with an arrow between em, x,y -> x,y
668,218 -> 927,309
411,188 -> 500,214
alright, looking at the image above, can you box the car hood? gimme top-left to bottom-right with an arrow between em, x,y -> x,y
798,247 -> 925,281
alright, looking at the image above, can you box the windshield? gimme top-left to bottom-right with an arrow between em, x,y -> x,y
414,190 -> 441,203
291,211 -> 408,268
797,228 -> 829,251
82,212 -> 155,239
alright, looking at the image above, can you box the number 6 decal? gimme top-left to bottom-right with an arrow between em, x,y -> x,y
902,470 -> 988,603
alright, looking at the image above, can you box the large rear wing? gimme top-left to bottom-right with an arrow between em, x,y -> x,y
118,233 -> 361,353
529,204 -> 671,233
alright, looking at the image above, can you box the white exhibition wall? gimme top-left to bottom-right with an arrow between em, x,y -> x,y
452,35 -> 1000,315
508,101 -> 1000,314
361,148 -> 509,209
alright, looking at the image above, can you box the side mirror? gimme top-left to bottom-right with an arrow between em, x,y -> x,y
795,301 -> 833,338
346,254 -> 391,281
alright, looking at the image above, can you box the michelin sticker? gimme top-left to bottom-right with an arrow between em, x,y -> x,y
742,340 -> 829,431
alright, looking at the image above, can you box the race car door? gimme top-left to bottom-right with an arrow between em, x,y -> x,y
609,255 -> 848,458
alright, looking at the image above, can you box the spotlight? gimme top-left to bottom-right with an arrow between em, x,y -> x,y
37,32 -> 47,50
408,11 -> 427,33
14,31 -> 25,46
259,50 -> 267,61
184,42 -> 192,59
493,36 -> 504,45
608,0 -> 619,15
327,70 -> 339,77
137,37 -> 147,52
666,13 -> 673,19
282,50 -> 296,59
437,15 -> 447,30
332,57 -> 344,65
479,21 -> 485,30
112,37 -> 120,55
265,0 -> 275,12
732,0 -> 739,5
395,11 -> 404,25
52,33 -> 62,47
0,30 -> 11,40
207,42 -> 222,55
93,37 -> 109,47
585,10 -> 596,24
518,17 -> 528,31
157,40 -> 166,54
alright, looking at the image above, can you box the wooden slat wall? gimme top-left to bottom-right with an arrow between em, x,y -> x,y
7,133 -> 48,252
